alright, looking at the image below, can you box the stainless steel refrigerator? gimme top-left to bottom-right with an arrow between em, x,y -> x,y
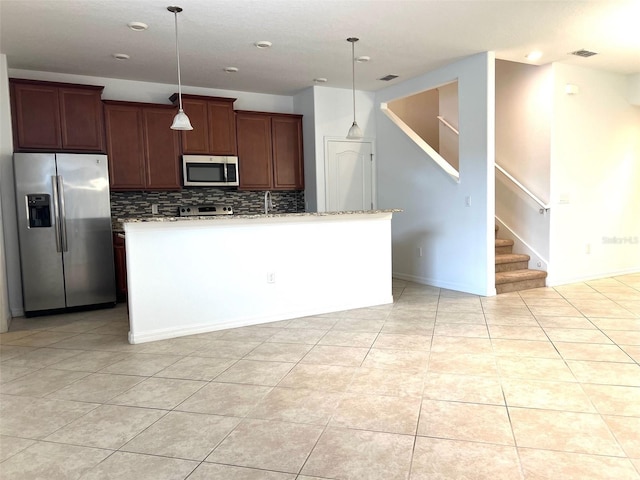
14,153 -> 116,315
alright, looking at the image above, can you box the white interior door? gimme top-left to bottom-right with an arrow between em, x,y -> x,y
326,140 -> 374,212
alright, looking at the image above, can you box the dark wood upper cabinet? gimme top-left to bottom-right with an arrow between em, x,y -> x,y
236,112 -> 273,190
104,101 -> 180,191
10,79 -> 105,152
142,107 -> 181,189
236,111 -> 304,191
104,103 -> 146,190
170,94 -> 237,155
59,87 -> 105,151
272,115 -> 304,190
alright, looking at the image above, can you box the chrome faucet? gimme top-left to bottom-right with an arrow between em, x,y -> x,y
264,190 -> 274,214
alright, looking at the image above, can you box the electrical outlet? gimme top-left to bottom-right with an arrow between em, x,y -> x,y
465,196 -> 471,207
151,204 -> 159,215
418,247 -> 423,257
267,272 -> 276,283
585,243 -> 591,255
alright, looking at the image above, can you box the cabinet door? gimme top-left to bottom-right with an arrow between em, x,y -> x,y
59,88 -> 105,151
104,104 -> 146,190
180,98 -> 210,154
237,113 -> 273,190
113,234 -> 127,302
143,107 -> 181,190
272,115 -> 304,190
10,82 -> 62,150
208,100 -> 237,155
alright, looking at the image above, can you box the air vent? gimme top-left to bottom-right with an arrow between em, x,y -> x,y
571,49 -> 598,58
379,74 -> 399,82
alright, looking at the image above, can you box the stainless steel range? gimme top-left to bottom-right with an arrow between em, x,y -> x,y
178,204 -> 234,216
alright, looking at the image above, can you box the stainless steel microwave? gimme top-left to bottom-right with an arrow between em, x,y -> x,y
182,155 -> 239,187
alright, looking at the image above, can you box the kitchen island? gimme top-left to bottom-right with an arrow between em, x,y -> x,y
121,210 -> 399,344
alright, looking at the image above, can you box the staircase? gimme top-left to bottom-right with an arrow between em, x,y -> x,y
495,225 -> 547,294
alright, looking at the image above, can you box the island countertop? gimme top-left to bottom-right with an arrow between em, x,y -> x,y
114,209 -> 401,232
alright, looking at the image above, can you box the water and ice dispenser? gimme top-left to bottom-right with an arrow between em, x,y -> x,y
26,194 -> 52,228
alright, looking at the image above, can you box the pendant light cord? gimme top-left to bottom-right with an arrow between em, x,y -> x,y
351,40 -> 356,124
173,10 -> 183,111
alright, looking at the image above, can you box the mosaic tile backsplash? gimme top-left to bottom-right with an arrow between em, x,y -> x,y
110,188 -> 305,218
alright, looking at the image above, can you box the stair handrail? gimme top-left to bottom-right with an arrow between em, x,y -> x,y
495,163 -> 550,214
437,116 -> 459,135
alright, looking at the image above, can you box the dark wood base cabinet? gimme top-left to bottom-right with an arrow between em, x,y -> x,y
236,111 -> 304,190
113,233 -> 127,302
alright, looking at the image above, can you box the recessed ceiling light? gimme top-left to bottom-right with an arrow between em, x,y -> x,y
356,56 -> 370,63
254,41 -> 272,49
525,51 -> 543,61
224,66 -> 239,73
112,53 -> 130,60
313,78 -> 328,83
127,21 -> 148,31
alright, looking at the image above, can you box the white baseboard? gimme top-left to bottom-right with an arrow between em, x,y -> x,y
128,295 -> 394,344
392,271 -> 497,297
546,267 -> 640,287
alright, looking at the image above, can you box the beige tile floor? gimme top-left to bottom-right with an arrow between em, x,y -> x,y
1,273 -> 639,479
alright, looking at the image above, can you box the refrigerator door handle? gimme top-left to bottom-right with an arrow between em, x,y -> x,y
57,175 -> 69,252
51,175 -> 62,253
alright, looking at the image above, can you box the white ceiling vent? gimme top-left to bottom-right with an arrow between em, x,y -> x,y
379,74 -> 399,82
570,49 -> 598,58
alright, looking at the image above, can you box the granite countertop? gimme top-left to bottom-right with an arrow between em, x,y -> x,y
112,209 -> 401,232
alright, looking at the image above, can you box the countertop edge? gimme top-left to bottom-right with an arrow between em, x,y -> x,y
114,208 -> 403,226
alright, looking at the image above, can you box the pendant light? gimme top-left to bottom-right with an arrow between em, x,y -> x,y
168,6 -> 193,130
346,37 -> 363,139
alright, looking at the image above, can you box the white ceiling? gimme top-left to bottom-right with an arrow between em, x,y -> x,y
1,0 -> 639,96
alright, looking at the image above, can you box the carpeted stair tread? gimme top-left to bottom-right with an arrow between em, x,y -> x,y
495,253 -> 529,264
495,238 -> 514,255
495,224 -> 547,293
495,269 -> 547,285
495,238 -> 514,248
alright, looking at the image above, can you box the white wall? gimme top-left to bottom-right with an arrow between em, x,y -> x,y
388,90 -> 440,150
495,60 -> 552,266
311,86 -> 375,212
376,52 -> 496,296
549,63 -> 640,284
1,68 -> 299,316
293,87 -> 317,211
495,60 -> 552,200
8,69 -> 295,113
0,55 -> 21,323
628,73 -> 640,106
126,214 -> 393,343
438,82 -> 459,171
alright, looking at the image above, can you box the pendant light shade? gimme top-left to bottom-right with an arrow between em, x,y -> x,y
168,6 -> 193,131
170,109 -> 193,130
347,121 -> 363,139
346,37 -> 363,139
